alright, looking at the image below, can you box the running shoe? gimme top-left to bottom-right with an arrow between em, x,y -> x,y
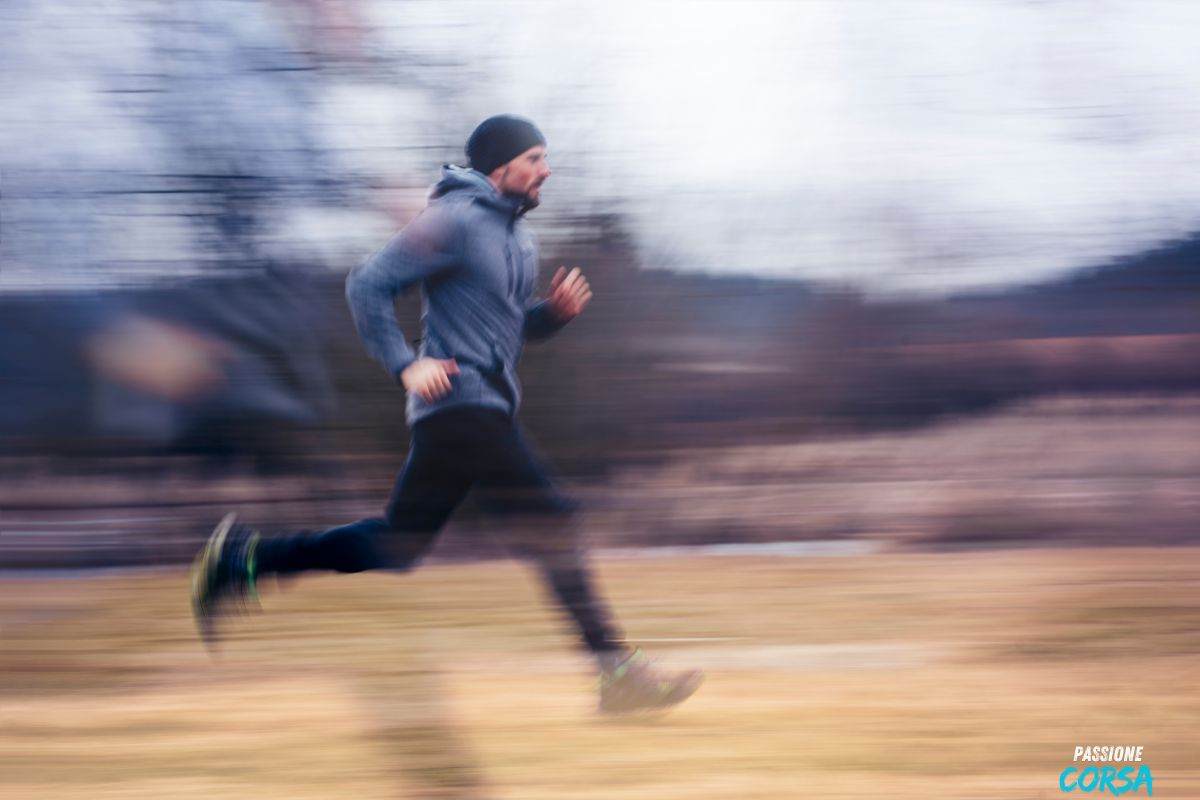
190,512 -> 260,649
598,648 -> 703,714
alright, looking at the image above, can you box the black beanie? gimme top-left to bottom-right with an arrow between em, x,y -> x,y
466,115 -> 546,175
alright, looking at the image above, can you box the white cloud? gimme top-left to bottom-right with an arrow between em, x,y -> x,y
462,0 -> 1200,292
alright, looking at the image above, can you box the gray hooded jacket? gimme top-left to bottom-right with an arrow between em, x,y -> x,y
345,165 -> 566,425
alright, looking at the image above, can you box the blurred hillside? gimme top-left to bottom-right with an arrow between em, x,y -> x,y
337,221 -> 1200,466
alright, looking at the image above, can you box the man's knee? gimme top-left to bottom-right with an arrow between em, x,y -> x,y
374,510 -> 445,571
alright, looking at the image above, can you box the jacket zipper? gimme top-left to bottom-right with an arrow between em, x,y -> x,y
506,215 -> 520,298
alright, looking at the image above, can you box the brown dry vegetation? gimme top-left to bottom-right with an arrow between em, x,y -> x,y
592,394 -> 1200,549
5,394 -> 1200,568
3,548 -> 1199,798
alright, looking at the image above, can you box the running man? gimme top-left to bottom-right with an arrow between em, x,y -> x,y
191,115 -> 702,714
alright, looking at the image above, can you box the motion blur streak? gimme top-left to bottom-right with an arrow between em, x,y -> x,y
2,2 -> 1199,798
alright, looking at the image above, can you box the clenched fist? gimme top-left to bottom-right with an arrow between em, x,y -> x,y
400,357 -> 460,402
547,266 -> 592,322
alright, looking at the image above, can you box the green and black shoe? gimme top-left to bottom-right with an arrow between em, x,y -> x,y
190,512 -> 260,649
599,648 -> 703,714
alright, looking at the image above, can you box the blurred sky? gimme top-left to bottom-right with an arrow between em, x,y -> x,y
3,0 -> 1200,293
469,0 -> 1200,293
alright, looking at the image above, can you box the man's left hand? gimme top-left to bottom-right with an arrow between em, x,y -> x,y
547,266 -> 592,322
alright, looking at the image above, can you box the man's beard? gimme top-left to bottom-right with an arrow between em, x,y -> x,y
503,182 -> 541,212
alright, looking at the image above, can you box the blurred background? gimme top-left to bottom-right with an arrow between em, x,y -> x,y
2,2 -> 1199,797
2,0 -> 1198,566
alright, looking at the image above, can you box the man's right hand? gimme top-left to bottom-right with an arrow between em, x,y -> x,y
400,357 -> 460,402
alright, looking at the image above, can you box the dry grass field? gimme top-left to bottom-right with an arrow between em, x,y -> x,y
3,547 -> 1198,798
7,394 -> 1200,570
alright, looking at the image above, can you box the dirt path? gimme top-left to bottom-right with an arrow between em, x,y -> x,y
2,549 -> 1198,798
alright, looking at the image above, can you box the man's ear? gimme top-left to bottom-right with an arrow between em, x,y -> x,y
484,164 -> 507,192
484,164 -> 504,191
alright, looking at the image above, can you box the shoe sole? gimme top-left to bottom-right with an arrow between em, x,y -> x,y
191,512 -> 238,649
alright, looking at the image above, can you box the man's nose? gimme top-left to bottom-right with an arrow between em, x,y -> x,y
541,162 -> 552,178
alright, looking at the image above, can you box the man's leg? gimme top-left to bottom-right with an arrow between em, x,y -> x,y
254,416 -> 473,576
192,413 -> 472,644
254,423 -> 471,576
470,413 -> 703,712
470,414 -> 625,657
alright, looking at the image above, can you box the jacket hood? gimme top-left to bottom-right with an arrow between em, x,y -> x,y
429,164 -> 536,217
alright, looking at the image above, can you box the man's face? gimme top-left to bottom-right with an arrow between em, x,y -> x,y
495,145 -> 551,203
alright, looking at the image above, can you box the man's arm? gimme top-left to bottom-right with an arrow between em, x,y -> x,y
524,266 -> 592,341
523,298 -> 567,341
345,204 -> 462,381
